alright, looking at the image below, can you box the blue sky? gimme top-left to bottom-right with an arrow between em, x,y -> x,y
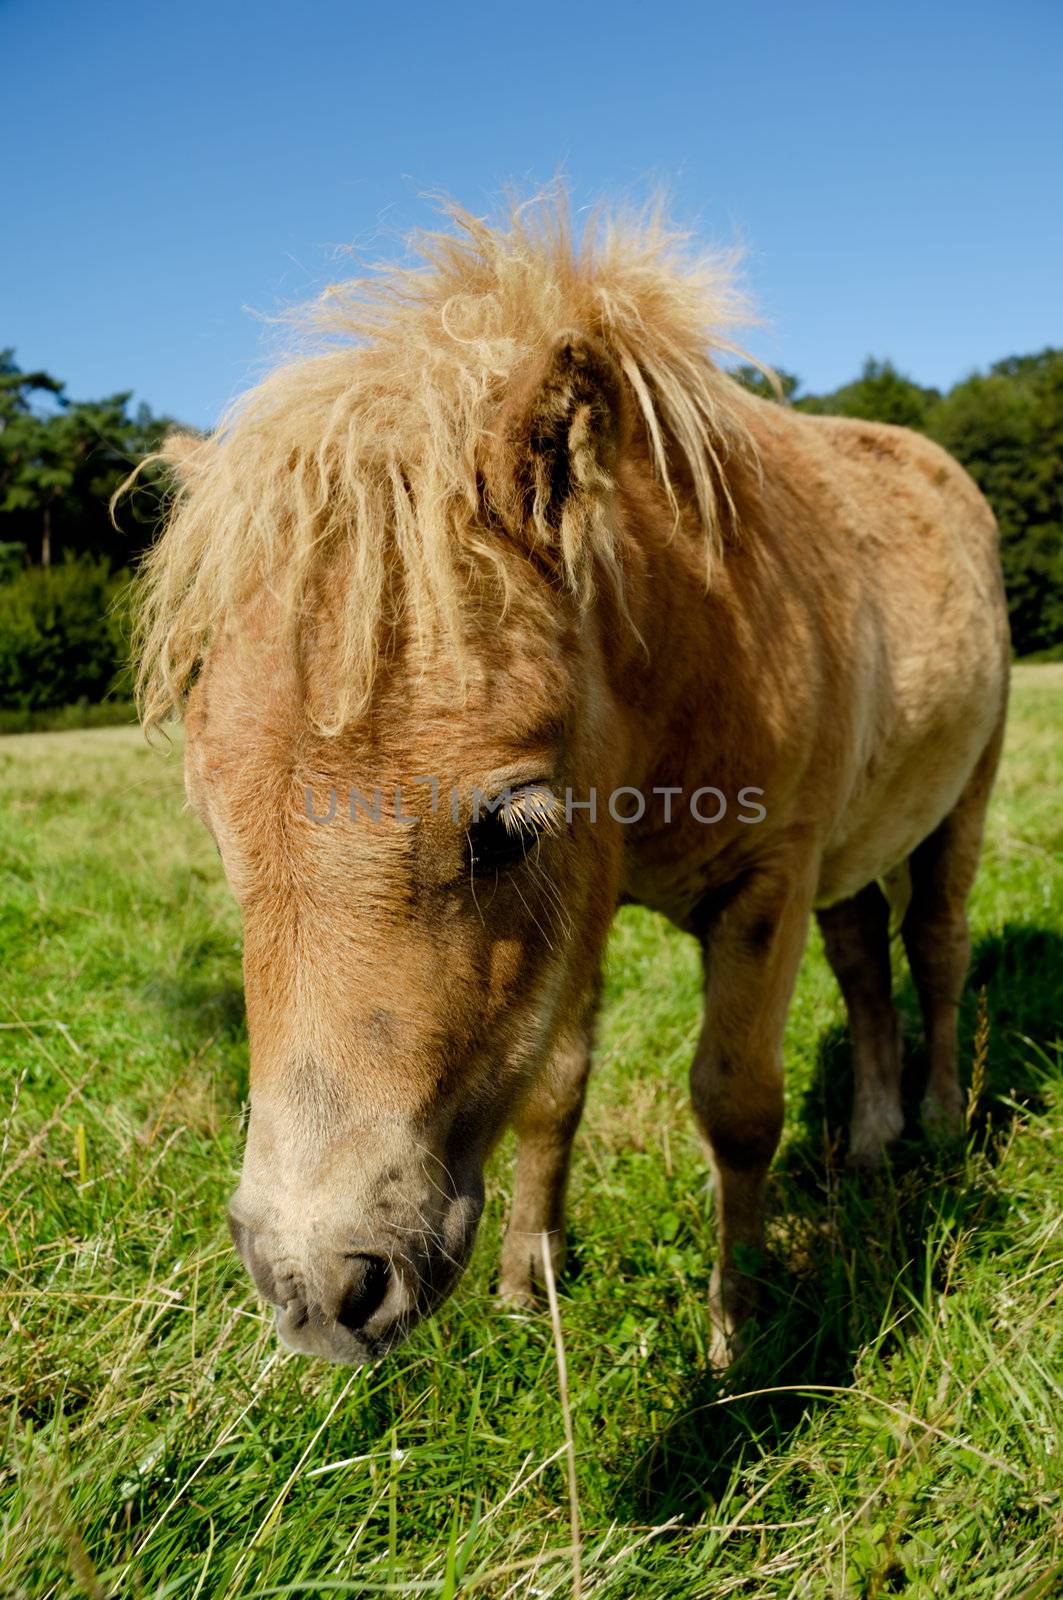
4,0 -> 1061,427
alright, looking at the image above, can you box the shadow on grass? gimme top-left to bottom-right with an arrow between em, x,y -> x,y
146,975 -> 246,1036
613,923 -> 1062,1522
142,972 -> 249,1107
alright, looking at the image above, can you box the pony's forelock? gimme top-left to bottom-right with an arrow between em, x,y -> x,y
130,193 -> 762,734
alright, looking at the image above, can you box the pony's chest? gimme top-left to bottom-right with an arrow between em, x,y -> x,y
621,821 -> 756,932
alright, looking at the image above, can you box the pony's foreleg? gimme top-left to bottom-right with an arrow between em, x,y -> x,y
497,995 -> 597,1306
691,867 -> 813,1367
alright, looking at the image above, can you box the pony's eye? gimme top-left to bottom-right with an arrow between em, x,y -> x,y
468,812 -> 535,873
467,785 -> 558,875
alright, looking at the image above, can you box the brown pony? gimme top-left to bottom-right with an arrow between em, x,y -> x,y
134,198 -> 1009,1365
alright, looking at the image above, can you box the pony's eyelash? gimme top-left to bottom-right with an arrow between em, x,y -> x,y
466,784 -> 561,876
498,784 -> 561,838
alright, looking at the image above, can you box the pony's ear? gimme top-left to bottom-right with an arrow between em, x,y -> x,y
160,428 -> 212,485
484,334 -> 625,542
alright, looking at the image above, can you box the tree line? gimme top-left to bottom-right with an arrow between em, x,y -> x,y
0,344 -> 1060,722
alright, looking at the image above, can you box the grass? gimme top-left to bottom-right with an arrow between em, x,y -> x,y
1,665 -> 1060,1599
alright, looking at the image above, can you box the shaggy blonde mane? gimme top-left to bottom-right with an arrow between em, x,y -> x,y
131,194 -> 761,732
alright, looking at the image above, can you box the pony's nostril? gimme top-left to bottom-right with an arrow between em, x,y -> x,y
335,1253 -> 390,1332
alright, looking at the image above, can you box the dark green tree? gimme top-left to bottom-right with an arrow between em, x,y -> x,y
0,351 -> 176,569
796,357 -> 940,430
731,364 -> 802,403
0,352 -> 64,564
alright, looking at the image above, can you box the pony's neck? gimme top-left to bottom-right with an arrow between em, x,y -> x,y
608,414 -> 781,784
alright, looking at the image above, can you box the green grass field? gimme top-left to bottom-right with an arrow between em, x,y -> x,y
1,667 -> 1060,1599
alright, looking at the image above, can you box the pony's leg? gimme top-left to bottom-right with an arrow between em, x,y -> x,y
902,728 -> 1004,1135
498,996 -> 596,1306
817,883 -> 903,1166
692,866 -> 814,1367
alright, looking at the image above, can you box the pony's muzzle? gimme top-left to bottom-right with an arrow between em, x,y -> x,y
227,1209 -> 414,1362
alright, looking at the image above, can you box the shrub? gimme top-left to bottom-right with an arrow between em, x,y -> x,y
0,558 -> 134,712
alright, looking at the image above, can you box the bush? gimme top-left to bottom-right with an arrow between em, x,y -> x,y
0,699 -> 137,734
0,558 -> 134,713
0,541 -> 27,583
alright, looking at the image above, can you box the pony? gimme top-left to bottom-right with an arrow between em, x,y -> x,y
132,197 -> 1009,1365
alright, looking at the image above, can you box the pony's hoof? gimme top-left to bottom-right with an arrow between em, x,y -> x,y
847,1102 -> 904,1169
708,1260 -> 756,1369
497,1256 -> 538,1307
497,1234 -> 565,1310
499,1241 -> 563,1305
497,1280 -> 536,1312
708,1318 -> 744,1371
845,1133 -> 893,1170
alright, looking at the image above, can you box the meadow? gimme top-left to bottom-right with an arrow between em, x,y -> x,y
1,666 -> 1060,1599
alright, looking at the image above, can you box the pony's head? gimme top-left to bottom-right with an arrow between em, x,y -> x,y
134,197 -> 755,1359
